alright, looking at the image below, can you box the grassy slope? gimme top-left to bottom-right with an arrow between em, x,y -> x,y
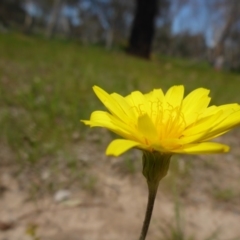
0,32 -> 240,169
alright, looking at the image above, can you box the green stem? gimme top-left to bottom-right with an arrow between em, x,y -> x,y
139,151 -> 171,240
139,181 -> 159,240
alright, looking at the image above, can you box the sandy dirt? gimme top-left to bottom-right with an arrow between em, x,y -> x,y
1,132 -> 240,240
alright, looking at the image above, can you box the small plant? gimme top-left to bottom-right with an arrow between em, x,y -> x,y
124,156 -> 137,174
213,188 -> 236,202
26,223 -> 40,240
159,195 -> 220,240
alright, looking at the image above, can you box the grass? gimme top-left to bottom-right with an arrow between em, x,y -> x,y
159,178 -> 222,240
1,32 -> 240,192
213,188 -> 238,202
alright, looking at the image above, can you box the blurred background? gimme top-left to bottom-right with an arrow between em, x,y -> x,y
1,0 -> 240,70
1,1 -> 240,240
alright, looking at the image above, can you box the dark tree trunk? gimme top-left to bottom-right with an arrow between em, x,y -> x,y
127,0 -> 158,59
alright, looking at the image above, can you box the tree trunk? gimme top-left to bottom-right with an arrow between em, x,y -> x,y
23,13 -> 33,34
127,0 -> 158,59
46,0 -> 63,38
212,1 -> 239,69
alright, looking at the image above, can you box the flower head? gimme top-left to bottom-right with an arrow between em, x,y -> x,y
82,85 -> 240,156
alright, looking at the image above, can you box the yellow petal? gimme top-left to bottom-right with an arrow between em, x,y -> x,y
106,139 -> 142,156
138,114 -> 158,142
125,91 -> 147,115
217,103 -> 240,112
182,88 -> 210,113
183,110 -> 222,136
187,105 -> 239,140
93,86 -> 126,118
110,92 -> 136,119
145,88 -> 165,102
180,131 -> 210,145
172,142 -> 229,154
82,111 -> 138,140
197,105 -> 218,118
144,89 -> 165,123
165,85 -> 184,108
200,130 -> 229,142
202,110 -> 240,140
182,88 -> 211,125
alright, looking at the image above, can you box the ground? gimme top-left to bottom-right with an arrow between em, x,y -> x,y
1,34 -> 240,240
1,131 -> 240,240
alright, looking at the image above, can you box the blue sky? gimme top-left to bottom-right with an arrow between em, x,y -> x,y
171,0 -> 218,46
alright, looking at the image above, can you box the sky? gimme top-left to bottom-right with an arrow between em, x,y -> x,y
171,0 -> 222,47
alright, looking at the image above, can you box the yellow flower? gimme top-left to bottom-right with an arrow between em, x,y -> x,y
82,85 -> 240,156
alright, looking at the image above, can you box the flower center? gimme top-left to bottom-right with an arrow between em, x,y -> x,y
135,100 -> 186,140
155,103 -> 186,139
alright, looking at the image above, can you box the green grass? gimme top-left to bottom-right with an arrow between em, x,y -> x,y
1,32 -> 240,192
213,188 -> 238,202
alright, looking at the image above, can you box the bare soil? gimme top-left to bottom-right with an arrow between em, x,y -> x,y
1,132 -> 240,240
